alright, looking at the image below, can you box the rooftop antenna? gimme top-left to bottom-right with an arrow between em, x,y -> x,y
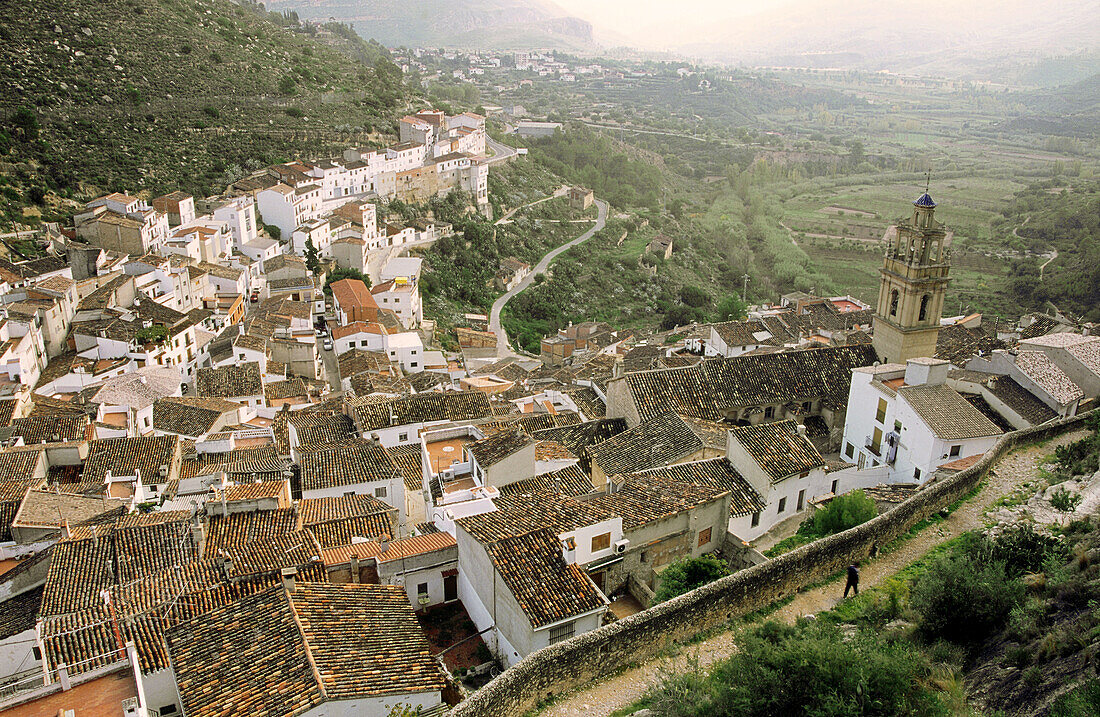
925,170 -> 931,194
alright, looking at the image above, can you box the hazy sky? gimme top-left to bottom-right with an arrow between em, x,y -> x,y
550,0 -> 1100,55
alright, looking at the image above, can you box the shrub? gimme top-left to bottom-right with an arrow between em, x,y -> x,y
911,550 -> 1023,644
1050,679 -> 1100,717
1051,486 -> 1083,513
644,621 -> 950,717
278,75 -> 297,95
811,490 -> 877,536
653,554 -> 729,604
285,107 -> 304,118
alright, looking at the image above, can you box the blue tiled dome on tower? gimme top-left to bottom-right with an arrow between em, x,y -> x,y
913,192 -> 936,208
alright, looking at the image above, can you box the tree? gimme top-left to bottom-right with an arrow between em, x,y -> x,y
714,295 -> 747,322
654,554 -> 729,603
911,549 -> 1023,644
323,267 -> 370,295
811,490 -> 877,536
679,285 -> 709,308
304,237 -> 321,273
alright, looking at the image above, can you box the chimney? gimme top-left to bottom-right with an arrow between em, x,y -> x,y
191,522 -> 205,555
612,356 -> 625,380
281,566 -> 298,593
60,519 -> 70,540
379,533 -> 391,555
350,554 -> 360,584
797,423 -> 807,437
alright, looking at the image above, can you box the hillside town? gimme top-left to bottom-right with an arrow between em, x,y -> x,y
0,117 -> 1096,717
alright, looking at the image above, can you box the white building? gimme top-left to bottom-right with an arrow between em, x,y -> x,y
841,358 -> 1003,484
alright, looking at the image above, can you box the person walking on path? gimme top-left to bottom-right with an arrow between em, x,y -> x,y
844,561 -> 860,598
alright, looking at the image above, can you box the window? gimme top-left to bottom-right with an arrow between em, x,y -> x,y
375,486 -> 387,498
159,705 -> 179,716
398,432 -> 408,442
801,400 -> 812,412
797,490 -> 806,511
751,511 -> 760,528
778,497 -> 787,513
830,479 -> 839,495
640,550 -> 648,563
870,427 -> 883,455
875,398 -> 887,424
548,622 -> 575,645
949,444 -> 961,457
919,294 -> 930,321
410,362 -> 418,368
417,582 -> 429,596
591,532 -> 611,552
697,527 -> 712,547
344,491 -> 355,497
764,406 -> 774,419
844,442 -> 855,459
894,420 -> 903,432
914,467 -> 922,480
889,289 -> 899,317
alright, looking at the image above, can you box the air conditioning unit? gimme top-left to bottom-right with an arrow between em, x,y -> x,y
614,539 -> 630,554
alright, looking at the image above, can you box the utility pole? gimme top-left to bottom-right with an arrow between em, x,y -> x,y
741,273 -> 750,303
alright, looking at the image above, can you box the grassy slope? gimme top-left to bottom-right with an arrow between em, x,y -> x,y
0,0 -> 407,214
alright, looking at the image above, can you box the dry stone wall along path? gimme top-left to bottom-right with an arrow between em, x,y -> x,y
536,430 -> 1088,717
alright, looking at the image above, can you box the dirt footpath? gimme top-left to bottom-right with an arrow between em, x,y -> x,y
537,432 -> 1085,717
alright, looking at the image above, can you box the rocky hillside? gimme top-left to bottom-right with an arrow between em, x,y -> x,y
0,0 -> 409,219
267,0 -> 594,50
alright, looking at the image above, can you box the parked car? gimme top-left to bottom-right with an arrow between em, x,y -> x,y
323,338 -> 333,351
315,327 -> 326,338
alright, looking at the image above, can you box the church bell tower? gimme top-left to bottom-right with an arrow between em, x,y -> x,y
872,186 -> 950,365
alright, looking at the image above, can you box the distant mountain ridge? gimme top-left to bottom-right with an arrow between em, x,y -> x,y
267,0 -> 594,50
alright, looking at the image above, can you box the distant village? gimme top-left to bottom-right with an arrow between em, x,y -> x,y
0,103 -> 1095,717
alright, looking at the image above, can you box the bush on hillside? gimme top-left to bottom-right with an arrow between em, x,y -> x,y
644,621 -> 950,717
911,547 -> 1024,645
653,554 -> 729,604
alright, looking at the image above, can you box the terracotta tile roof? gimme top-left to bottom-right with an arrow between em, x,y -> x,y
179,446 -> 283,483
588,412 -> 707,477
300,494 -> 396,548
196,361 -> 263,399
40,511 -> 194,615
0,450 -> 45,483
264,378 -> 310,402
1066,338 -> 1100,378
0,399 -> 15,428
563,386 -> 605,419
9,414 -> 88,443
0,584 -> 42,641
292,582 -> 446,699
338,348 -> 393,378
535,440 -> 576,462
467,428 -> 534,468
202,508 -> 299,560
985,375 -> 1057,425
166,586 -> 326,717
216,480 -> 287,502
621,344 -> 878,423
290,412 -> 357,448
498,464 -> 593,498
11,490 -> 124,535
352,391 -> 493,432
1015,350 -> 1083,405
298,440 -> 398,492
530,418 -> 628,474
487,529 -> 605,628
589,471 -> 730,529
935,323 -> 1006,366
84,435 -> 180,486
330,278 -> 378,311
385,443 -> 424,491
226,529 -> 322,578
457,492 -> 614,545
153,397 -> 239,437
167,582 -> 444,717
628,458 -> 765,518
730,419 -> 824,482
897,384 -> 1004,441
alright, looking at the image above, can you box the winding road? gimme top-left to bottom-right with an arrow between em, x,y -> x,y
489,198 -> 608,357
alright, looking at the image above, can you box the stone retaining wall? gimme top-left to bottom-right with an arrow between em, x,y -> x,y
447,411 -> 1095,717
